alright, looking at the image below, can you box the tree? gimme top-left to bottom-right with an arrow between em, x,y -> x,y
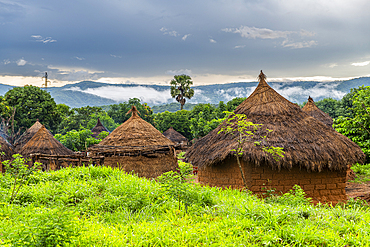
54,128 -> 105,151
57,106 -> 105,134
170,75 -> 195,110
334,86 -> 370,162
86,112 -> 119,132
3,85 -> 62,134
107,98 -> 154,125
218,112 -> 284,188
154,110 -> 192,140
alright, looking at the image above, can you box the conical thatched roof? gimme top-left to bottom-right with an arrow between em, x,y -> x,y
0,135 -> 13,161
98,106 -> 174,147
163,127 -> 188,144
14,120 -> 44,152
186,71 -> 365,172
91,118 -> 110,138
20,125 -> 74,157
302,96 -> 333,128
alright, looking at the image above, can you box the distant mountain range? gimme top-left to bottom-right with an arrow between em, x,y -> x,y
1,77 -> 370,109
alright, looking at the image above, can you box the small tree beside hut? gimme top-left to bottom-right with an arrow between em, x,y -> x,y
186,71 -> 365,204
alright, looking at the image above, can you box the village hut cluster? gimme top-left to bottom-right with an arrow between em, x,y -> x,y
0,70 -> 366,204
186,71 -> 364,204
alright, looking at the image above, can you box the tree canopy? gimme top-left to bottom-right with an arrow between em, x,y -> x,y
170,75 -> 195,110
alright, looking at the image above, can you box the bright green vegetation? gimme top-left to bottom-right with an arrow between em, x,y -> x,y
350,163 -> 370,183
0,165 -> 369,246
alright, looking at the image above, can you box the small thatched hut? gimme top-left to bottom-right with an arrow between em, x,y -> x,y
91,118 -> 110,139
14,120 -> 43,153
163,127 -> 189,149
20,125 -> 74,170
302,96 -> 333,128
0,135 -> 13,172
88,106 -> 177,178
186,71 -> 365,204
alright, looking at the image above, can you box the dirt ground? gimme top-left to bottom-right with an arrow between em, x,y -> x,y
346,181 -> 370,203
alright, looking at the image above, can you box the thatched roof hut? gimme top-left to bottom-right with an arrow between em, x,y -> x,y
186,71 -> 364,204
89,106 -> 177,178
14,120 -> 43,152
20,125 -> 74,157
91,118 -> 109,139
163,127 -> 188,145
302,96 -> 333,128
99,106 -> 174,147
0,135 -> 13,160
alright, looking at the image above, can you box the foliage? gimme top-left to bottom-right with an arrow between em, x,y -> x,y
264,185 -> 312,206
2,154 -> 41,204
107,98 -> 154,125
349,163 -> 370,183
54,129 -> 102,151
152,102 -> 197,113
0,166 -> 369,246
218,112 -> 285,187
154,110 -> 192,140
334,86 -> 370,162
170,75 -> 195,110
2,85 -> 62,134
86,112 -> 119,132
57,106 -> 105,134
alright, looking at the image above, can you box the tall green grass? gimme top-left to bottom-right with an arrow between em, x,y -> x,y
0,166 -> 369,246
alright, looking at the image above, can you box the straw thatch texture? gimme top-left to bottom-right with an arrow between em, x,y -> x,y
99,106 -> 174,147
91,106 -> 177,178
14,120 -> 43,152
302,96 -> 333,128
20,125 -> 74,157
163,127 -> 188,144
91,118 -> 109,138
0,135 -> 13,161
186,71 -> 365,172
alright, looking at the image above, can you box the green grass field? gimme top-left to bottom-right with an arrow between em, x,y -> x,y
0,165 -> 369,246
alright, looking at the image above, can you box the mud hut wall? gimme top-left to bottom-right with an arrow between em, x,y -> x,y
104,153 -> 178,178
197,157 -> 347,204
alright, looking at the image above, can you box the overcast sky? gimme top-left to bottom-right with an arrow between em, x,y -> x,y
1,0 -> 370,87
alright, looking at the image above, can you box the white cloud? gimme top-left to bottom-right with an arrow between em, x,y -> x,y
110,54 -> 122,58
31,35 -> 56,43
3,59 -> 10,65
209,38 -> 217,43
234,45 -> 246,49
74,56 -> 85,60
222,26 -> 293,39
351,61 -> 370,66
65,86 -> 172,105
182,34 -> 190,41
16,58 -> 27,66
282,40 -> 317,49
300,29 -> 316,37
328,63 -> 338,68
160,27 -> 178,37
165,69 -> 192,76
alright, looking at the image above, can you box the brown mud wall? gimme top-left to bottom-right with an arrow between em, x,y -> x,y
198,157 -> 347,204
104,153 -> 178,178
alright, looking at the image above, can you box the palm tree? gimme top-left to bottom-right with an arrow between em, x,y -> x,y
170,75 -> 195,110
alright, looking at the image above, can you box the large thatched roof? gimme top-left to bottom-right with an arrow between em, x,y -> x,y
20,125 -> 74,157
98,106 -> 174,148
163,127 -> 188,144
186,71 -> 365,172
91,118 -> 109,138
14,120 -> 43,152
0,135 -> 13,160
302,96 -> 333,128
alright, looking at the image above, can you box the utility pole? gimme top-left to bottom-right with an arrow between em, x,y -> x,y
41,72 -> 51,88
